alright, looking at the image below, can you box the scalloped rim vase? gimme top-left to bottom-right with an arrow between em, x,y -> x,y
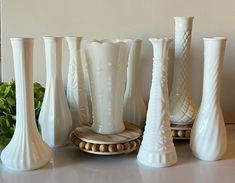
137,38 -> 177,167
1,38 -> 52,171
170,16 -> 197,125
190,37 -> 227,161
39,37 -> 72,147
123,39 -> 147,129
85,40 -> 130,134
66,36 -> 90,128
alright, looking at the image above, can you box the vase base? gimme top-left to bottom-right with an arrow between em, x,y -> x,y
171,123 -> 193,140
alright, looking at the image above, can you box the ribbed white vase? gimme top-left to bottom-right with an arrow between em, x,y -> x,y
170,17 -> 197,125
39,37 -> 72,147
66,36 -> 90,129
123,39 -> 147,129
85,40 -> 130,134
137,38 -> 177,167
1,38 -> 52,171
190,37 -> 227,161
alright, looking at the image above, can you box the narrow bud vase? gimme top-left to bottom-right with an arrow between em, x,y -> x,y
137,38 -> 177,167
66,36 -> 90,128
170,17 -> 197,125
39,37 -> 72,147
190,37 -> 227,161
123,39 -> 147,129
1,38 -> 52,171
85,40 -> 130,134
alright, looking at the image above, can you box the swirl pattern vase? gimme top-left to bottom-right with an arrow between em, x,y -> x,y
137,38 -> 177,167
123,39 -> 147,129
39,37 -> 72,147
66,37 -> 90,128
1,38 -> 52,171
170,17 -> 197,125
190,37 -> 227,161
85,40 -> 130,134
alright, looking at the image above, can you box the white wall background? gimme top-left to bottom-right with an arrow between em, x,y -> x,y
1,0 -> 235,123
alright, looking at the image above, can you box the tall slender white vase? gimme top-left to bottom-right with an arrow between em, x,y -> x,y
85,40 -> 130,134
190,37 -> 227,161
39,37 -> 72,147
137,38 -> 177,167
123,39 -> 147,129
170,17 -> 197,125
1,38 -> 52,171
66,36 -> 90,129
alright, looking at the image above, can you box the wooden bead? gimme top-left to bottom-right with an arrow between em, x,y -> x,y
116,144 -> 124,151
79,141 -> 86,149
124,142 -> 130,150
85,143 -> 92,151
171,130 -> 177,137
108,144 -> 117,152
185,130 -> 191,138
135,139 -> 141,147
99,144 -> 108,152
75,139 -> 81,146
177,130 -> 184,137
130,141 -> 137,149
92,144 -> 99,152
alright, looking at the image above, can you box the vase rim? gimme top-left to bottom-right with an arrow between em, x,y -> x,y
149,37 -> 174,42
43,36 -> 63,40
65,36 -> 83,39
203,37 -> 227,41
174,16 -> 194,20
10,37 -> 34,41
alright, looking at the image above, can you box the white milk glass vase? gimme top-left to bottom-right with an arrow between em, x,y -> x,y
170,17 -> 197,125
123,39 -> 147,129
66,36 -> 90,129
1,38 -> 52,171
85,40 -> 130,134
137,38 -> 177,167
39,37 -> 72,147
190,37 -> 227,161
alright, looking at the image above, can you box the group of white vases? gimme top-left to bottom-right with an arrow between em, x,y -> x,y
0,16 -> 228,171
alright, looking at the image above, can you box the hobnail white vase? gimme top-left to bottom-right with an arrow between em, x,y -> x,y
1,38 -> 52,171
137,38 -> 177,167
123,39 -> 147,129
170,17 -> 197,125
66,36 -> 90,128
39,37 -> 72,147
85,40 -> 130,134
190,37 -> 227,161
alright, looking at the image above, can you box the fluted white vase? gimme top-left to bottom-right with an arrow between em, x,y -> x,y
123,39 -> 147,129
39,37 -> 72,147
66,36 -> 90,129
170,17 -> 197,125
85,40 -> 130,134
137,38 -> 177,167
190,37 -> 227,161
1,38 -> 52,171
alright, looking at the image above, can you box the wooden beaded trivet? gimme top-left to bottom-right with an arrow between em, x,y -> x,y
70,122 -> 142,155
171,123 -> 193,140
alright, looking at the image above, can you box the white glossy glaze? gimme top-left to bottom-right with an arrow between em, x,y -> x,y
170,17 -> 197,125
123,39 -> 147,129
39,37 -> 72,147
1,38 -> 52,171
137,38 -> 177,167
85,40 -> 130,134
190,37 -> 227,161
66,36 -> 90,128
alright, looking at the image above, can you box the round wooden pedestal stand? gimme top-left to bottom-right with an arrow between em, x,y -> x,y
171,123 -> 193,139
70,122 -> 142,155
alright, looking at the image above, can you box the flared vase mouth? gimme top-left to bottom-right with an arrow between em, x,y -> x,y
65,36 -> 83,40
85,39 -> 131,46
43,36 -> 63,40
203,37 -> 227,41
174,16 -> 194,20
10,37 -> 34,41
149,37 -> 174,43
115,38 -> 142,43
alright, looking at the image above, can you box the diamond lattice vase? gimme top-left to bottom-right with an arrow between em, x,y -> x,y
190,37 -> 227,161
170,17 -> 197,125
137,38 -> 177,167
